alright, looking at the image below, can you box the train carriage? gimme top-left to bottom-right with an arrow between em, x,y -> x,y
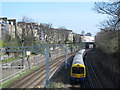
71,49 -> 86,83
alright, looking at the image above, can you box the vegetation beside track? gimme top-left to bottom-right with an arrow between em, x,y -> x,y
0,54 -> 35,64
1,57 -> 20,64
95,30 -> 118,54
3,52 -> 75,88
1,65 -> 40,88
49,82 -> 65,88
92,48 -> 119,88
95,30 -> 119,88
50,56 -> 75,88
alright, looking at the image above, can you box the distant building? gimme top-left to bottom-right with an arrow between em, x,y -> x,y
8,19 -> 16,38
0,23 -> 2,41
0,17 -> 16,40
0,17 -> 9,41
0,17 -> 76,45
85,32 -> 92,36
81,36 -> 95,43
68,32 -> 73,42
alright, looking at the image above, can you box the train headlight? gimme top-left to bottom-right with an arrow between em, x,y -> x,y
72,75 -> 75,77
82,75 -> 84,77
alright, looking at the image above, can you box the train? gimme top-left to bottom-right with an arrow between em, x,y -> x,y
77,49 -> 85,58
71,49 -> 86,83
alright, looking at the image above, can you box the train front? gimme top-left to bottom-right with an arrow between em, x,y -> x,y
71,64 -> 86,83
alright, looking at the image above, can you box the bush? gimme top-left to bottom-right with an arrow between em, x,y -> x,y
95,30 -> 118,54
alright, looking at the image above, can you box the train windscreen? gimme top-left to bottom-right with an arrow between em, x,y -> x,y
72,67 -> 84,74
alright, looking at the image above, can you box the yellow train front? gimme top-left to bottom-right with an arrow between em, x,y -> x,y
71,49 -> 86,83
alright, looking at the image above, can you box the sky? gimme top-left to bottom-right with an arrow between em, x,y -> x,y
1,1 -> 109,36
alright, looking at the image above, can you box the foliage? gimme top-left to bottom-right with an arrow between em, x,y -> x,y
95,30 -> 118,54
93,1 -> 120,30
1,65 -> 40,88
94,1 -> 119,54
81,30 -> 85,36
0,41 -> 6,47
49,82 -> 65,88
1,57 -> 20,63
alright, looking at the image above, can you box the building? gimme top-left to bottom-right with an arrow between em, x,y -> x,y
81,36 -> 95,43
17,22 -> 40,45
81,36 -> 95,49
68,31 -> 73,43
0,17 -> 9,42
0,17 -> 16,41
0,23 -> 2,40
8,19 -> 16,38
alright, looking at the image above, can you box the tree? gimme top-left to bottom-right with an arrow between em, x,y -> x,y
93,1 -> 120,30
57,28 -> 71,44
37,23 -> 55,43
15,16 -> 35,46
15,16 -> 35,69
81,31 -> 85,36
21,16 -> 34,23
73,34 -> 81,43
73,36 -> 76,44
94,1 -> 119,53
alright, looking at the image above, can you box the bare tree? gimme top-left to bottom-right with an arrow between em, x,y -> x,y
21,16 -> 34,23
73,34 -> 81,43
37,23 -> 54,43
81,30 -> 85,36
37,23 -> 71,44
15,16 -> 35,69
58,27 -> 71,43
16,16 -> 35,46
93,1 -> 120,30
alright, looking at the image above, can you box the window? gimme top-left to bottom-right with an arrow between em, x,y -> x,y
72,67 -> 84,74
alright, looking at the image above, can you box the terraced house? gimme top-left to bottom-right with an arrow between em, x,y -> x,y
0,17 -> 82,47
0,17 -> 16,45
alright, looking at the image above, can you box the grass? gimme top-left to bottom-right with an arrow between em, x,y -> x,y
0,65 -> 40,88
1,70 -> 31,88
49,82 -> 65,88
0,41 -> 6,47
1,55 -> 34,64
1,57 -> 21,64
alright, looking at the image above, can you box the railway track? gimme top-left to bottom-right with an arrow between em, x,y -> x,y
5,53 -> 75,88
84,52 -> 103,88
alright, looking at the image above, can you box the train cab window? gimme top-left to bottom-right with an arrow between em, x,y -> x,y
77,52 -> 81,54
72,67 -> 84,74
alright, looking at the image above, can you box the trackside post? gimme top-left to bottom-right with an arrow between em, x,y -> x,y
45,45 -> 50,88
65,44 -> 68,69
